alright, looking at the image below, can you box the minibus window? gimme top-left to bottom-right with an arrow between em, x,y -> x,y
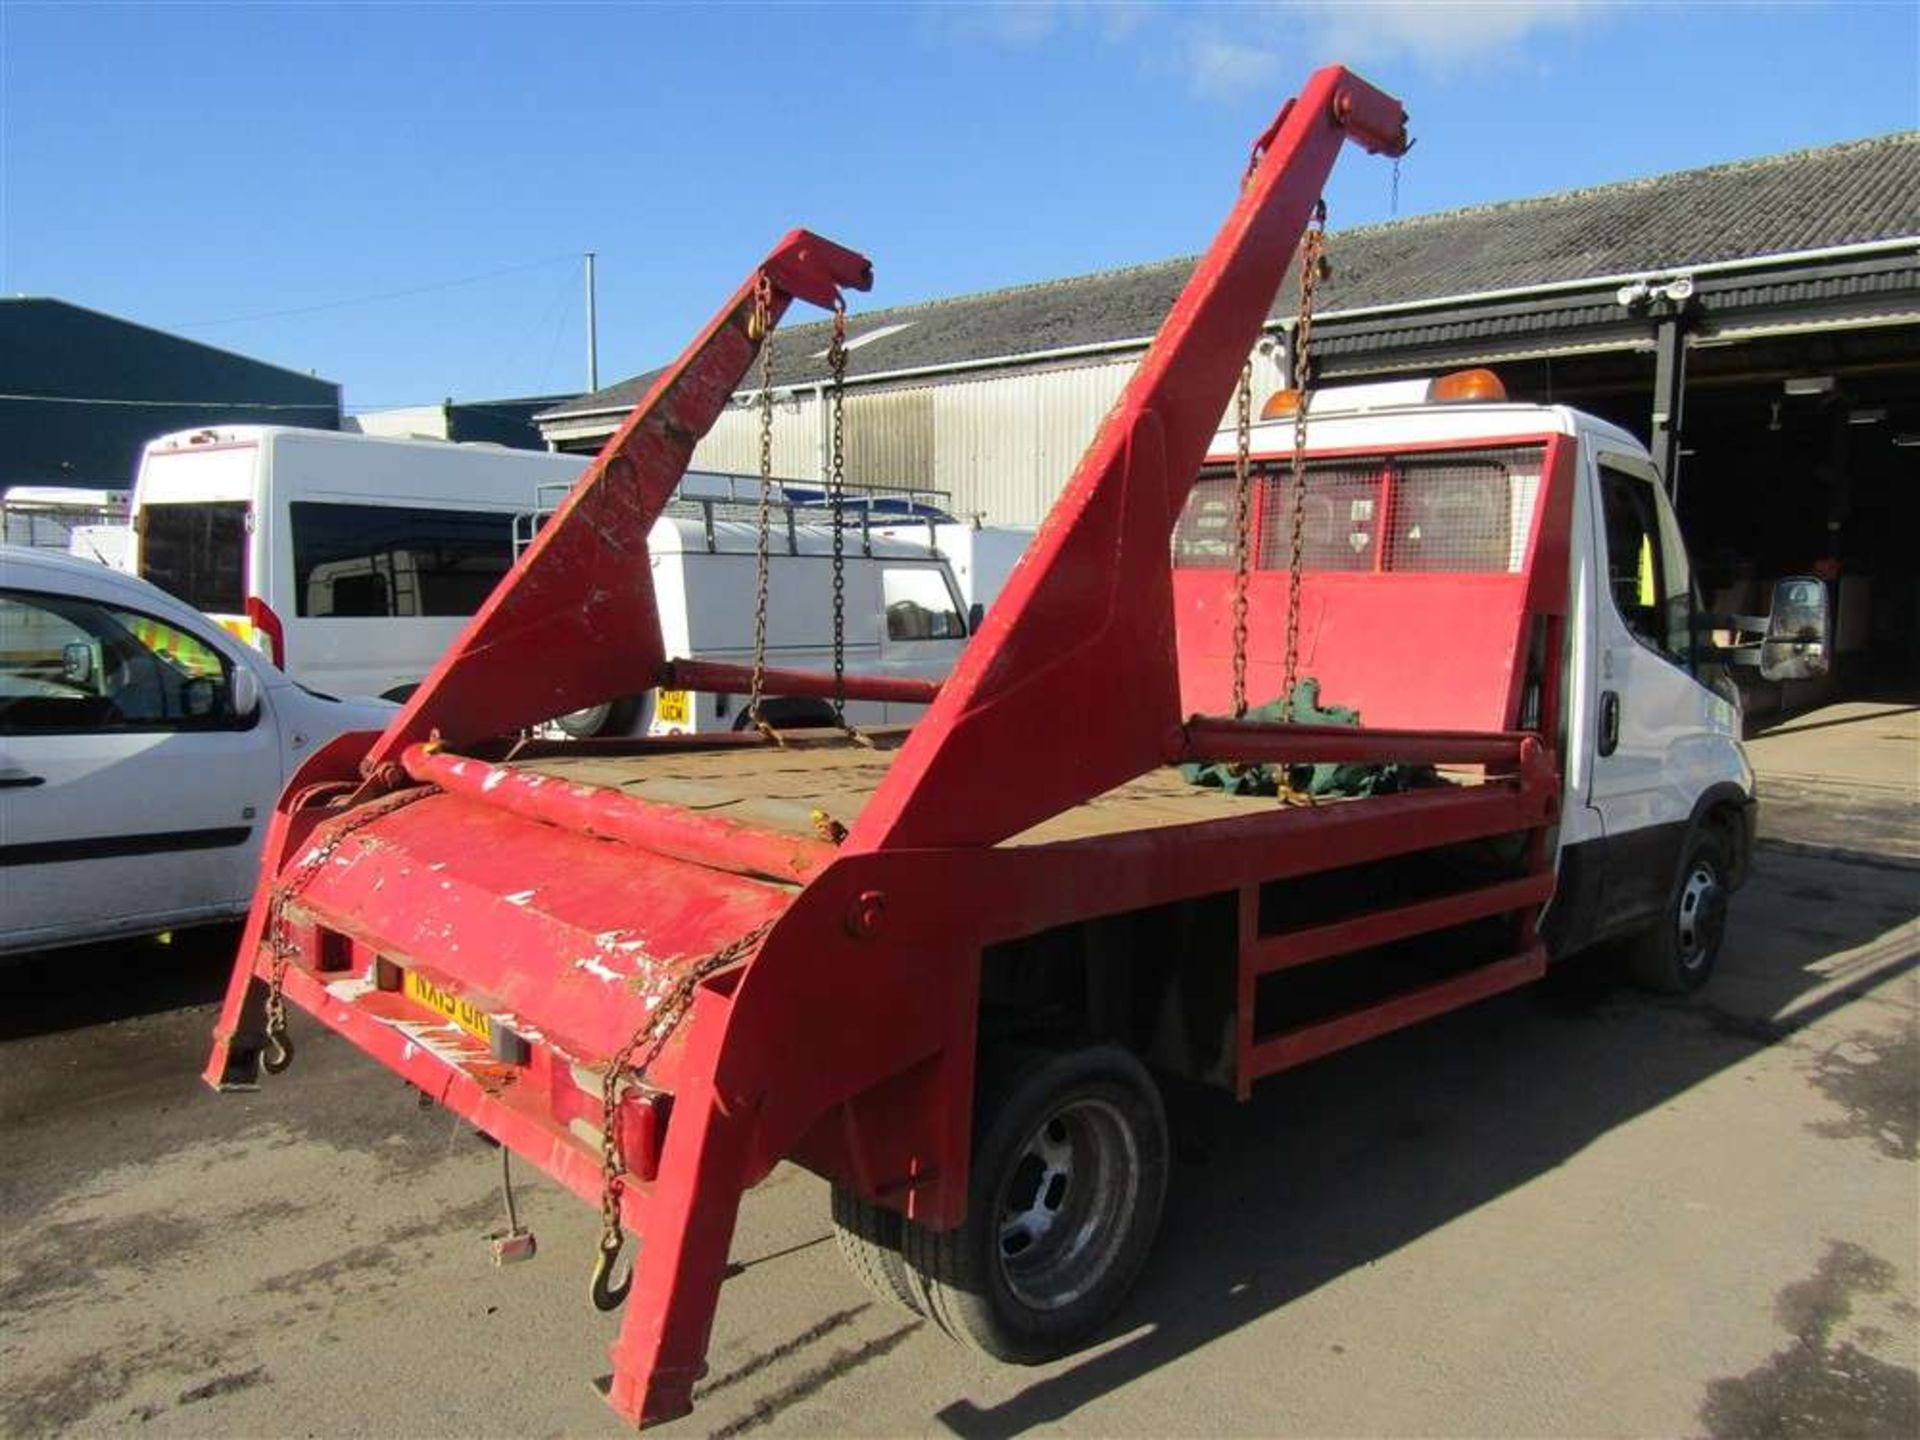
290,502 -> 513,618
138,502 -> 248,615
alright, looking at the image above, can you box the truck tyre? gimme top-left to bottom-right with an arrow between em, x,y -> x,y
829,1185 -> 924,1316
1626,830 -> 1730,994
903,1044 -> 1168,1363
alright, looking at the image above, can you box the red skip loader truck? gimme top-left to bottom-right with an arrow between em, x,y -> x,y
207,64 -> 1826,1429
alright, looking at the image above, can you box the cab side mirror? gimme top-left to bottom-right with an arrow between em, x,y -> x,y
968,602 -> 985,634
1759,576 -> 1830,683
61,642 -> 94,688
231,665 -> 262,719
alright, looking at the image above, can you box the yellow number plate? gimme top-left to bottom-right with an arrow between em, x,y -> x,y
655,688 -> 690,725
403,970 -> 493,1044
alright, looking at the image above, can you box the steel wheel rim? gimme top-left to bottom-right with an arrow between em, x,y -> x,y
994,1096 -> 1140,1312
1676,860 -> 1726,971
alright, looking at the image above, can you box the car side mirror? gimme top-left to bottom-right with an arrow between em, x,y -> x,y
968,602 -> 985,634
62,642 -> 93,687
231,666 -> 262,719
1759,576 -> 1830,683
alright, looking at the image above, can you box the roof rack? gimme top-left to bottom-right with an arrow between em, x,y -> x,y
512,470 -> 952,560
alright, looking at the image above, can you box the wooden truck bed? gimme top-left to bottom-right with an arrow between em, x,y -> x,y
506,741 -> 1424,850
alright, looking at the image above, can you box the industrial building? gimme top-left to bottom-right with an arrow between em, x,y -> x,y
539,131 -> 1920,687
347,394 -> 571,451
0,298 -> 341,493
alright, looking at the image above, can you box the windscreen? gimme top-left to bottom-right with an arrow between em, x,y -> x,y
139,501 -> 249,614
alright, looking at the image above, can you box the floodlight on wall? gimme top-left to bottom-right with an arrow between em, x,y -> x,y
1847,407 -> 1887,425
1783,376 -> 1835,396
1615,274 -> 1693,310
1893,434 -> 1920,448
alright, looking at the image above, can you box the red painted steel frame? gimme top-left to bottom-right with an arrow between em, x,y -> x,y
203,66 -> 1470,1435
358,229 -> 872,776
843,67 -> 1409,854
660,657 -> 941,708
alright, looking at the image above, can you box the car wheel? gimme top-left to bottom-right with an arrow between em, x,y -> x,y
555,694 -> 641,739
1627,830 -> 1730,994
903,1044 -> 1168,1363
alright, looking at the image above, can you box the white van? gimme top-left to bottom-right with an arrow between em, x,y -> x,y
554,509 -> 992,738
0,546 -> 395,955
129,427 -> 588,699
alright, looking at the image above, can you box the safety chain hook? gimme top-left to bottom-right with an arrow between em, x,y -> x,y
1280,199 -> 1328,726
256,786 -> 431,1078
590,919 -> 777,1312
749,275 -> 776,735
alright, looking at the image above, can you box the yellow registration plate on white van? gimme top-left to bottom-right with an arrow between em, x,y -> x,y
655,689 -> 690,726
403,970 -> 493,1044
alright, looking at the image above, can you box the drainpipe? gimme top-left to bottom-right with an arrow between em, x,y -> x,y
1618,275 -> 1695,504
1650,314 -> 1688,504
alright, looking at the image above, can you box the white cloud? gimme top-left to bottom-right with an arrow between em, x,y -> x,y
1186,33 -> 1286,97
934,1 -> 1161,49
1301,1 -> 1599,69
952,1 -> 1604,102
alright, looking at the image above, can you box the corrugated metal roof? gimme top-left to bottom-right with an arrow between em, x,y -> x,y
542,130 -> 1920,423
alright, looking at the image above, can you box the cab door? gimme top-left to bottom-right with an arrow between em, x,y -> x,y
1583,451 -> 1741,928
877,563 -> 968,724
0,587 -> 281,952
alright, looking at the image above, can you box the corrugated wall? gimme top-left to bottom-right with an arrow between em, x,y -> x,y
682,350 -> 1291,526
688,360 -> 1136,525
694,394 -> 819,477
928,361 -> 1137,524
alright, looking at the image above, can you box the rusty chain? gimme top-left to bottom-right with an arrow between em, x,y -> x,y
589,917 -> 779,1312
261,785 -> 433,1074
1280,199 -> 1328,725
1229,362 -> 1255,718
748,275 -> 776,733
827,300 -> 849,726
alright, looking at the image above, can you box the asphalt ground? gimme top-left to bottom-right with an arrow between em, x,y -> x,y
3,703 -> 1915,1439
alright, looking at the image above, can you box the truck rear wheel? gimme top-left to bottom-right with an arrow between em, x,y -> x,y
903,1044 -> 1167,1363
829,1185 -> 923,1316
1626,830 -> 1730,994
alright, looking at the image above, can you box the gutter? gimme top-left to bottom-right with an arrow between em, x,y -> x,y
542,236 -> 1920,426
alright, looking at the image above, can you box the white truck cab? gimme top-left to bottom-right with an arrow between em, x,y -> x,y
1191,370 -> 1829,986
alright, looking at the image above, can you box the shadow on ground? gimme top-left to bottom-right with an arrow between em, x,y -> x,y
0,923 -> 241,1042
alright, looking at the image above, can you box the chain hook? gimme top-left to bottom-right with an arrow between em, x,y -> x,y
586,919 -> 776,1316
589,1226 -> 631,1312
261,1026 -> 294,1075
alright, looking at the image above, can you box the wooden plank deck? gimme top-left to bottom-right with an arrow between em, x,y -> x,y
509,743 -> 1350,849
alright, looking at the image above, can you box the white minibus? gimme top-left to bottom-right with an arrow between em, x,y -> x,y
130,426 -> 588,698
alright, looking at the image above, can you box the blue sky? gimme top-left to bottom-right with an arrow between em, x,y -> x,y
3,2 -> 1916,411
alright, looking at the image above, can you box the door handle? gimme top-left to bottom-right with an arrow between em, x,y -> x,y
1598,691 -> 1620,757
0,768 -> 46,789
